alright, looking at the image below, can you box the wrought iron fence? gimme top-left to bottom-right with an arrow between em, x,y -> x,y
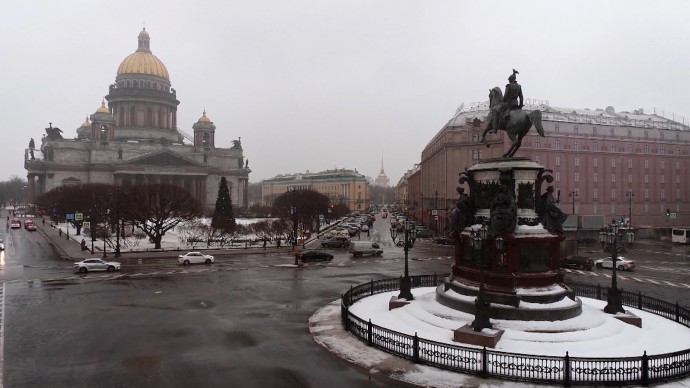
341,276 -> 690,386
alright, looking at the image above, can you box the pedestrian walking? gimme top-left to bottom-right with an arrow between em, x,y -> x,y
263,239 -> 267,250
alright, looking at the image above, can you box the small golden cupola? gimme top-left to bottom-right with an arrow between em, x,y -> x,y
76,115 -> 92,140
192,109 -> 216,148
89,100 -> 116,142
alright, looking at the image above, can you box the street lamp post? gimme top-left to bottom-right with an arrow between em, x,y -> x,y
110,186 -> 128,258
289,187 -> 300,265
569,190 -> 579,254
599,219 -> 635,314
469,224 -> 503,331
434,190 -> 439,237
390,220 -> 417,300
626,190 -> 634,229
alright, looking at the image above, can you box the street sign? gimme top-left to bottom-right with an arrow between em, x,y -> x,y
65,213 -> 74,220
431,209 -> 438,216
75,212 -> 83,221
671,212 -> 677,219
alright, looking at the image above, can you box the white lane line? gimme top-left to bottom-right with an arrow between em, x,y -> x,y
662,281 -> 679,287
680,283 -> 690,289
629,277 -> 644,282
646,279 -> 661,284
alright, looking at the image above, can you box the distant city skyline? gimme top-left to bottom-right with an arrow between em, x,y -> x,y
3,1 -> 690,184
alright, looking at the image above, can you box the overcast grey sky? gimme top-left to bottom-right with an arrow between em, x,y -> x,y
2,1 -> 689,184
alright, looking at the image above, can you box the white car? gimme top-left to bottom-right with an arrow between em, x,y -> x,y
74,258 -> 121,273
594,256 -> 635,271
178,252 -> 215,265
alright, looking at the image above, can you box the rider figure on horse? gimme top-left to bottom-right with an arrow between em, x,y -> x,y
498,69 -> 523,130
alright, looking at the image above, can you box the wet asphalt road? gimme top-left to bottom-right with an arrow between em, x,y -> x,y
0,217 -> 454,387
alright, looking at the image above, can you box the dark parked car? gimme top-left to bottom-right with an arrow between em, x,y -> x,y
415,229 -> 434,238
321,236 -> 350,248
435,236 -> 452,245
560,255 -> 594,270
575,236 -> 598,245
300,250 -> 334,262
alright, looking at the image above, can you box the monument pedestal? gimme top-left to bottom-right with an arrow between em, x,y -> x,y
388,296 -> 411,310
612,310 -> 642,328
453,324 -> 504,348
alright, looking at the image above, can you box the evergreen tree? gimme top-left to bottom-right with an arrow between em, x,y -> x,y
211,177 -> 236,232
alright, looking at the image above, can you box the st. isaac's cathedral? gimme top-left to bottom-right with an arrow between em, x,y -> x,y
24,29 -> 250,212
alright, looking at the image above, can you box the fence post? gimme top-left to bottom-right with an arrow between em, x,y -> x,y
370,279 -> 374,296
641,351 -> 649,386
349,285 -> 353,306
413,332 -> 419,363
596,283 -> 602,300
481,347 -> 488,378
676,302 -> 680,323
433,272 -> 438,285
367,319 -> 372,346
564,351 -> 571,387
638,291 -> 642,309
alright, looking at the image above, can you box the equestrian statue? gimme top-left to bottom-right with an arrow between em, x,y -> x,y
481,69 -> 544,158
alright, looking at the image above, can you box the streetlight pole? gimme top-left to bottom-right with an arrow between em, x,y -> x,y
569,190 -> 579,254
600,219 -> 635,314
434,190 -> 439,237
390,220 -> 417,300
289,187 -> 300,265
626,190 -> 634,229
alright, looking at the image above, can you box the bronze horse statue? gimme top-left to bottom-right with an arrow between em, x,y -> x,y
481,87 -> 544,158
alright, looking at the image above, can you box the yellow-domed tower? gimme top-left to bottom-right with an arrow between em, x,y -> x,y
106,28 -> 180,143
192,110 -> 216,148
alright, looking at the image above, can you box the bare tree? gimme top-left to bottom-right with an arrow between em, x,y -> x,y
122,184 -> 202,249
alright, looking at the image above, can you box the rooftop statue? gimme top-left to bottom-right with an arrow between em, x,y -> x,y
44,123 -> 63,140
481,69 -> 545,157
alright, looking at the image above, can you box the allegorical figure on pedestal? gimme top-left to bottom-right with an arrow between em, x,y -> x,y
489,182 -> 517,237
450,188 -> 475,232
539,186 -> 568,234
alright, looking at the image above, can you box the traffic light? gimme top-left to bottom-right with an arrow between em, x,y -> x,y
666,209 -> 671,216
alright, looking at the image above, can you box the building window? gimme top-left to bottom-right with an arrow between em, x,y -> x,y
627,129 -> 632,137
610,128 -> 614,136
660,132 -> 664,139
660,189 -> 665,199
555,139 -> 561,149
644,160 -> 649,169
676,133 -> 680,141
628,159 -> 632,168
593,157 -> 598,167
472,149 -> 479,161
555,124 -> 560,132
628,174 -> 632,183
660,146 -> 665,155
611,143 -> 616,152
535,155 -> 540,163
677,161 -> 681,169
676,147 -> 681,155
611,204 -> 616,215
593,188 -> 598,199
644,203 -> 649,214
574,157 -> 580,167
644,174 -> 649,183
644,145 -> 649,153
660,160 -> 665,169
644,130 -> 649,138
593,127 -> 597,135
678,189 -> 682,200
677,175 -> 681,183
535,140 -> 540,148
555,171 -> 560,182
555,156 -> 560,166
611,173 -> 616,183
644,189 -> 649,199
611,159 -> 616,168
626,144 -> 632,153
573,141 -> 579,150
472,133 -> 479,143
593,204 -> 598,214
593,173 -> 598,182
660,175 -> 665,183
574,172 -> 579,182
593,142 -> 598,151
574,125 -> 579,134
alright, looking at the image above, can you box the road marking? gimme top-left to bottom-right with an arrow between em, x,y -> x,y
662,281 -> 678,287
629,277 -> 644,282
680,283 -> 690,289
646,279 -> 660,284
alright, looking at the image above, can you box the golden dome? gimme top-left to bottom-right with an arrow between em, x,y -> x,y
80,115 -> 91,128
96,100 -> 110,113
198,109 -> 211,122
117,28 -> 170,80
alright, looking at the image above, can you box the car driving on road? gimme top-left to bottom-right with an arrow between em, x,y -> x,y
300,250 -> 334,262
178,252 -> 215,265
594,256 -> 635,271
560,255 -> 593,270
73,258 -> 121,273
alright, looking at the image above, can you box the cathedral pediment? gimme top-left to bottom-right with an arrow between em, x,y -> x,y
119,150 -> 202,168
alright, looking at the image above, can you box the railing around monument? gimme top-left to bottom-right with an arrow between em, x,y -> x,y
341,276 -> 690,386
